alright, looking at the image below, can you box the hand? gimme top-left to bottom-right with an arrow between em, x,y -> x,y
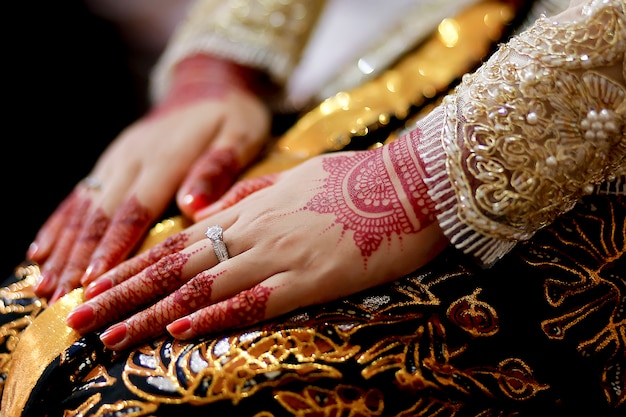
65,130 -> 449,351
28,55 -> 271,304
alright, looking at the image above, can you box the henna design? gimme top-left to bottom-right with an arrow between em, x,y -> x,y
306,132 -> 436,260
91,252 -> 192,325
39,196 -> 92,279
151,54 -> 260,118
180,148 -> 241,212
104,232 -> 191,287
66,207 -> 109,271
211,174 -> 278,211
126,270 -> 220,340
194,284 -> 273,334
86,196 -> 153,277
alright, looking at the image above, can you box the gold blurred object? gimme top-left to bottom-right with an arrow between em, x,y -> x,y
2,288 -> 83,417
136,216 -> 191,253
242,1 -> 515,179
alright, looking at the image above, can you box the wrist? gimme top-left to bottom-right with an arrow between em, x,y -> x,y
153,54 -> 272,116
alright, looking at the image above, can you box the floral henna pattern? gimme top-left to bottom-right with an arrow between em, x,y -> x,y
306,132 -> 436,260
103,232 -> 192,288
195,284 -> 273,334
126,270 -> 221,340
91,252 -> 192,325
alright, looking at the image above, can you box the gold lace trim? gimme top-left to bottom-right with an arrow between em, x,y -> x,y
419,0 -> 626,265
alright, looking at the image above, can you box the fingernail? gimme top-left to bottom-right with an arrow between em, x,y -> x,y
182,191 -> 212,214
84,278 -> 112,299
34,271 -> 54,295
166,317 -> 192,339
82,260 -> 104,285
26,242 -> 39,260
66,304 -> 95,330
100,323 -> 128,350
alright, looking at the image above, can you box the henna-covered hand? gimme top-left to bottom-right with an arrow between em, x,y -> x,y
28,54 -> 271,304
66,129 -> 449,351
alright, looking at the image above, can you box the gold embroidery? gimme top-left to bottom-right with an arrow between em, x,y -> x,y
274,384 -> 384,416
423,0 -> 626,265
0,264 -> 45,401
447,288 -> 499,337
521,196 -> 626,408
152,0 -> 324,102
494,359 -> 549,400
123,329 -> 359,405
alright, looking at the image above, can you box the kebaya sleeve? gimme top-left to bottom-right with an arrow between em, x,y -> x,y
149,0 -> 324,105
415,0 -> 626,266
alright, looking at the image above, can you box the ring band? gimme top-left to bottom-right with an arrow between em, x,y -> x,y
82,176 -> 103,191
205,225 -> 230,262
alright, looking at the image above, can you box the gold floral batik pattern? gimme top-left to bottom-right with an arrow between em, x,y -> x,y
4,191 -> 623,417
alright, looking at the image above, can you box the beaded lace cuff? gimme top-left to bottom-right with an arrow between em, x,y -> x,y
150,0 -> 323,104
418,0 -> 626,266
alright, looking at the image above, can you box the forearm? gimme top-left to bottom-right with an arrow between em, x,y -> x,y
415,0 -> 626,266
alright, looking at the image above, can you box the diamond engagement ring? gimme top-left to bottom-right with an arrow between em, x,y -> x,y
205,225 -> 230,262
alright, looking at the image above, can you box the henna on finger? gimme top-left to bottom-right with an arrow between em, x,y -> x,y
34,196 -> 92,298
194,173 -> 278,220
178,148 -> 240,216
100,270 -> 221,350
67,251 -> 192,333
167,283 -> 274,339
81,196 -> 153,284
28,189 -> 83,263
47,208 -> 111,303
83,231 -> 192,297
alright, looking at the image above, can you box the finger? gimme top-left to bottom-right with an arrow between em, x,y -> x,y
193,173 -> 278,221
80,195 -> 154,285
177,147 -> 241,216
47,207 -> 110,304
98,269 -> 222,350
167,280 -> 280,340
82,229 -> 195,299
33,196 -> 92,298
67,232 -> 221,333
27,189 -> 82,262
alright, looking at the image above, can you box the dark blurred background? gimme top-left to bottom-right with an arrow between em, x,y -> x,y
4,0 -> 188,278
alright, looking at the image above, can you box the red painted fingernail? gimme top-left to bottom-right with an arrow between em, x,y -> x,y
167,317 -> 192,339
100,323 -> 127,350
34,271 -> 55,295
84,278 -> 113,299
181,192 -> 213,214
66,304 -> 95,331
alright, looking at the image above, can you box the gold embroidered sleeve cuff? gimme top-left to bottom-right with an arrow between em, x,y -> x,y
150,0 -> 324,105
418,0 -> 626,267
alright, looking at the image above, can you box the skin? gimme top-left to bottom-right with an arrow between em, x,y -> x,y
28,54 -> 272,304
66,129 -> 450,351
